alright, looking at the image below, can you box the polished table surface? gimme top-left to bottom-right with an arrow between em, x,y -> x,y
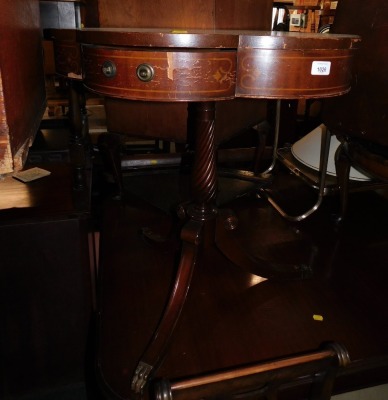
97,177 -> 388,399
0,162 -> 90,220
0,160 -> 93,399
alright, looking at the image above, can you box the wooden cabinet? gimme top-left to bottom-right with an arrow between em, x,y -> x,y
320,0 -> 338,27
0,161 -> 94,399
95,0 -> 273,30
0,0 -> 46,174
273,0 -> 339,32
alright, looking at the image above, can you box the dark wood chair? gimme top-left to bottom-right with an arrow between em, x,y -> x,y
322,0 -> 388,220
41,1 -> 93,190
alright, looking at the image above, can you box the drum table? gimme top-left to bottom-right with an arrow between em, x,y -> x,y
49,28 -> 361,396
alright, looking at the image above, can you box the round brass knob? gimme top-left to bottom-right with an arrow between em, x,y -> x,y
102,60 -> 116,78
136,63 -> 154,82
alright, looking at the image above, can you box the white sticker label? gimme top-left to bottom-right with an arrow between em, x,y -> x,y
311,61 -> 331,76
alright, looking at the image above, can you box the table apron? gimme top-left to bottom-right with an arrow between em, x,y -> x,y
81,46 -> 237,101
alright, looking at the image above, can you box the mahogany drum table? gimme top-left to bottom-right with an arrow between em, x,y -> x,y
74,29 -> 360,397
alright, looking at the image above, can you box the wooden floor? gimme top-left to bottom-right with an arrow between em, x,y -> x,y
95,165 -> 388,399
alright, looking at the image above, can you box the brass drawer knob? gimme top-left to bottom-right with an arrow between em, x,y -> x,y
136,63 -> 154,82
102,60 -> 117,78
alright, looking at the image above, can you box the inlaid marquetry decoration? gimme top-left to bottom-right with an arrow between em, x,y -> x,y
81,47 -> 236,102
237,32 -> 361,99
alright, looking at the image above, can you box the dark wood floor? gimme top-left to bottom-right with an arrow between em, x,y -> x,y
95,165 -> 388,399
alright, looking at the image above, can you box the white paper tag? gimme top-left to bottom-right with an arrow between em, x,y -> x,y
311,61 -> 331,76
13,167 -> 51,183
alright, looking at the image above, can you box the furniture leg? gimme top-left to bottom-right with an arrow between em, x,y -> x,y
259,124 -> 332,221
262,99 -> 282,175
186,101 -> 218,224
68,79 -> 88,190
131,219 -> 203,395
131,101 -> 219,394
98,132 -> 124,199
334,141 -> 351,223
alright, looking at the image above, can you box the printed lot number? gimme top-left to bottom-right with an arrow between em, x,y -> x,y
311,61 -> 331,76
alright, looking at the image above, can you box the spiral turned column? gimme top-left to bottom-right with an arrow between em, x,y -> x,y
187,101 -> 218,222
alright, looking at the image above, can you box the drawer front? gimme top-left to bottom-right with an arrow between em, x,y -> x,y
82,46 -> 236,101
237,48 -> 356,99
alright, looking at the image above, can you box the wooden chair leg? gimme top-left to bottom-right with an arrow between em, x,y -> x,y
252,121 -> 269,175
68,79 -> 89,190
334,142 -> 352,223
98,133 -> 124,199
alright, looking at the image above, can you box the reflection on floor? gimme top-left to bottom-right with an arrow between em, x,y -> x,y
22,100 -> 388,399
95,163 -> 388,398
